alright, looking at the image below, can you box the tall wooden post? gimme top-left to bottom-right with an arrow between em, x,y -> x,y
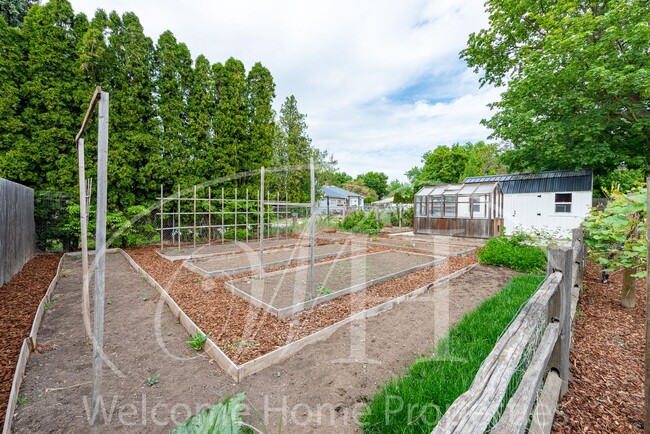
221,187 -> 225,244
645,177 -> 650,434
259,167 -> 265,278
309,158 -> 315,298
177,184 -> 181,250
547,246 -> 573,397
246,188 -> 249,243
208,187 -> 211,246
91,91 -> 109,424
159,184 -> 164,251
77,138 -> 91,339
234,188 -> 238,242
193,185 -> 197,249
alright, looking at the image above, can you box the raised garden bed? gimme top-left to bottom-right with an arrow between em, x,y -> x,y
159,236 -> 306,261
185,242 -> 367,277
225,250 -> 444,318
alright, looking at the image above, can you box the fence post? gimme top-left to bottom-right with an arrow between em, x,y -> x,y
160,184 -> 164,251
208,186 -> 211,246
177,184 -> 181,250
547,246 -> 573,397
259,167 -> 265,279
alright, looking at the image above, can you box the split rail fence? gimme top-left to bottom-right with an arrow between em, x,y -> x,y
432,228 -> 586,434
0,178 -> 35,287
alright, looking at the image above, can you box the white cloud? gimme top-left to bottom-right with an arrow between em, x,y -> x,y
68,0 -> 498,181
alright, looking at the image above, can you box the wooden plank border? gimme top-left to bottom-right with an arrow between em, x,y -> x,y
121,248 -> 473,383
224,251 -> 447,318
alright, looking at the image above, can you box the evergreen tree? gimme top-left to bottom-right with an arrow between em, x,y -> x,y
154,30 -> 193,187
0,0 -> 36,27
3,0 -> 85,190
275,95 -> 312,202
244,62 -> 276,175
212,57 -> 247,184
103,11 -> 158,208
0,16 -> 24,163
187,54 -> 214,184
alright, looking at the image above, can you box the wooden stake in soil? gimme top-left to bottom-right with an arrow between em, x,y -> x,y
159,184 -> 163,251
644,177 -> 650,434
235,187 -> 238,242
246,189 -> 249,243
309,157 -> 315,299
193,185 -> 197,249
208,186 -> 211,246
221,187 -> 225,244
177,184 -> 181,250
92,90 -> 109,424
260,167 -> 265,279
77,138 -> 92,339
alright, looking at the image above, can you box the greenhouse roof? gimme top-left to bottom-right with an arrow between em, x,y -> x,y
415,182 -> 500,197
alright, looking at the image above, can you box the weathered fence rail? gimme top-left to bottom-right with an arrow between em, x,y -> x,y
432,228 -> 585,434
0,178 -> 35,287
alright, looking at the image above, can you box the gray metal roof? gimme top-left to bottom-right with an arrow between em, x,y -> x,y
321,185 -> 364,199
463,170 -> 592,194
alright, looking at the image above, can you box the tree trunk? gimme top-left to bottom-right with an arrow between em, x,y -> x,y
621,267 -> 637,308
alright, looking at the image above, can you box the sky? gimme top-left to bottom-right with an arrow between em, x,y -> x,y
67,0 -> 499,182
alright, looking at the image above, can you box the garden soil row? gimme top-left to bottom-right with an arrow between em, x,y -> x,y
127,245 -> 476,365
0,254 -> 61,428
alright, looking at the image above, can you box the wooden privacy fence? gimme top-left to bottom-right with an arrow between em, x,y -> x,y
0,178 -> 35,287
432,228 -> 586,434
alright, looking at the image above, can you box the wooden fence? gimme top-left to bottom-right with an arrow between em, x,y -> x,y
432,228 -> 586,434
0,178 -> 35,287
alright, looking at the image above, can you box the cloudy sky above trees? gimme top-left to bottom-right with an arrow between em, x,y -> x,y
68,0 -> 498,181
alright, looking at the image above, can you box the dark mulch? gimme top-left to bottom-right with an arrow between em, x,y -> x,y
127,245 -> 476,365
553,261 -> 646,433
0,254 -> 62,428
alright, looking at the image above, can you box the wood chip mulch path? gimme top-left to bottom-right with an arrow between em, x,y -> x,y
553,261 -> 646,433
0,254 -> 62,428
126,244 -> 476,365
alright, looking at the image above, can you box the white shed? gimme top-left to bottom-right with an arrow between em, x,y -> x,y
463,170 -> 593,238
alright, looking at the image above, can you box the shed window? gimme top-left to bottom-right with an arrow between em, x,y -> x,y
555,193 -> 572,213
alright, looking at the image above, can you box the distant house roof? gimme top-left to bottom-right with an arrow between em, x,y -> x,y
321,185 -> 364,199
463,170 -> 593,194
371,196 -> 394,206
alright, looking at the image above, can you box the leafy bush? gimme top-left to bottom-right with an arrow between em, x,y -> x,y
478,235 -> 546,273
390,206 -> 414,227
338,210 -> 383,234
106,206 -> 159,248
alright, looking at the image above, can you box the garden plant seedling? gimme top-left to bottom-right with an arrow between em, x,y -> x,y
17,396 -> 30,405
147,374 -> 160,386
187,332 -> 209,350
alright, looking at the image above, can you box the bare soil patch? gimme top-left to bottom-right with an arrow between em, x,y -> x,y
11,250 -> 516,433
552,261 -> 646,433
230,250 -> 439,309
0,254 -> 61,428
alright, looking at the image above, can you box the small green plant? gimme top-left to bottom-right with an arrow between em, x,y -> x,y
223,340 -> 257,351
142,296 -> 150,302
52,294 -> 61,301
187,332 -> 209,351
147,374 -> 160,386
316,284 -> 332,296
338,210 -> 383,234
171,393 -> 247,433
192,277 -> 203,283
17,396 -> 30,405
43,301 -> 52,310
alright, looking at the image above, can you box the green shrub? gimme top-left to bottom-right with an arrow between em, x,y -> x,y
390,206 -> 414,227
478,235 -> 546,273
338,210 -> 383,234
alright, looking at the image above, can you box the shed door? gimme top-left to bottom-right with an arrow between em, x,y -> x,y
511,194 -> 544,231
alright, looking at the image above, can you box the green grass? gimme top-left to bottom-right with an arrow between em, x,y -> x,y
359,274 -> 545,433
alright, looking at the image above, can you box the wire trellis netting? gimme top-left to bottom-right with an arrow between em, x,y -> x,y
158,185 -> 312,250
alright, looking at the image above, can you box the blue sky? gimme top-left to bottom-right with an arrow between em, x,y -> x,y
67,0 -> 499,181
